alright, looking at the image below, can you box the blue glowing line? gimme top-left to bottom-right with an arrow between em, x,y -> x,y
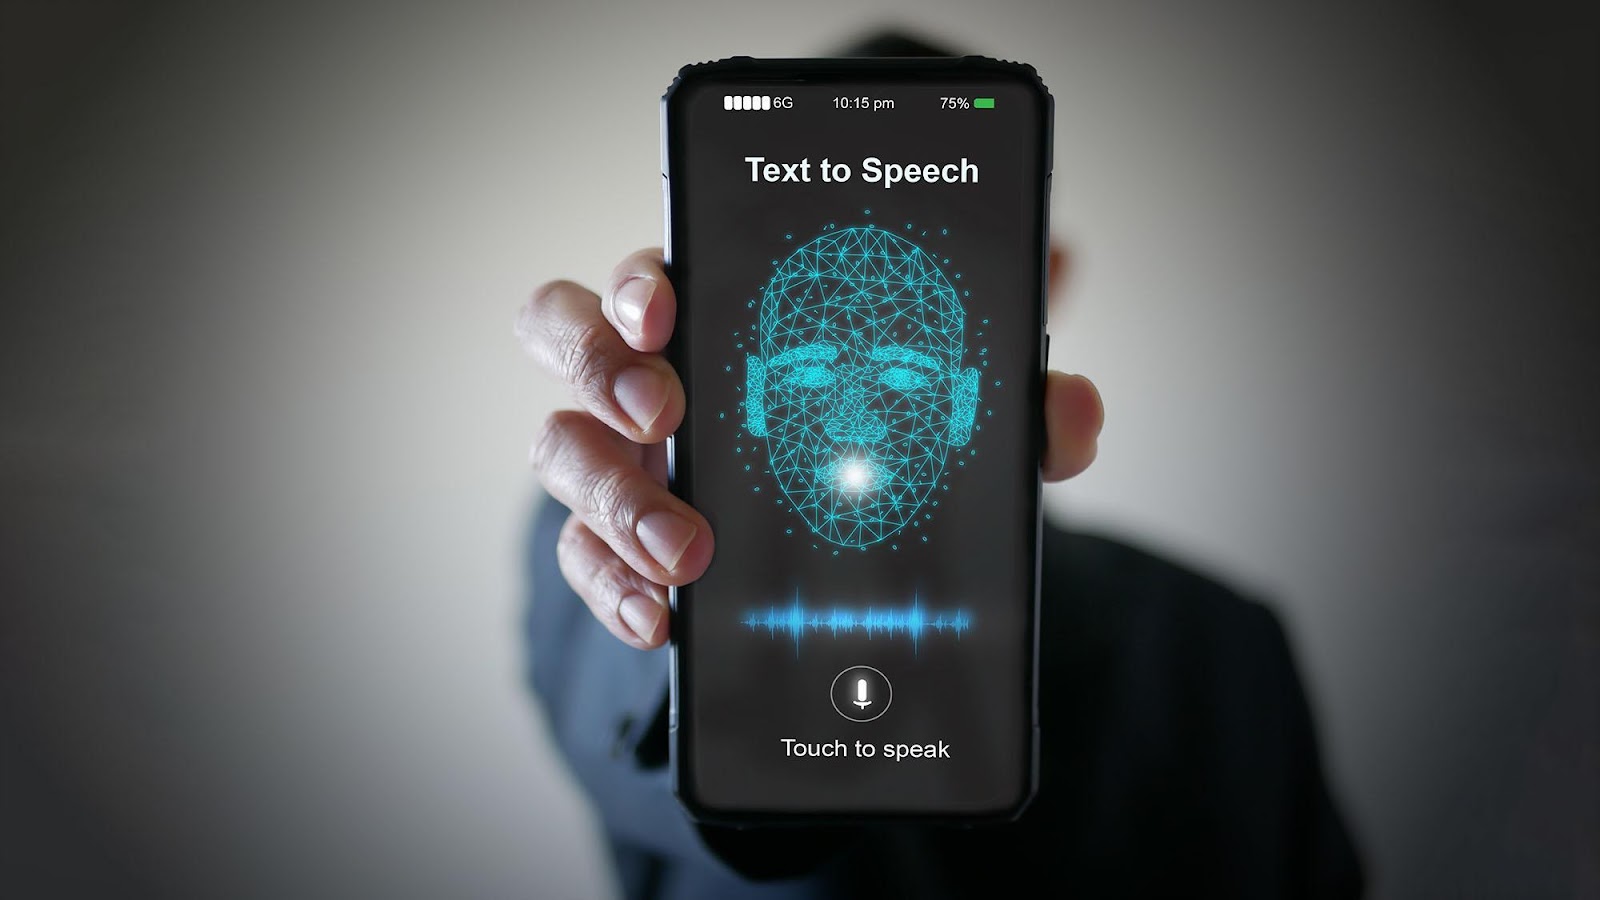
769,342 -> 841,368
868,346 -> 941,370
741,591 -> 972,656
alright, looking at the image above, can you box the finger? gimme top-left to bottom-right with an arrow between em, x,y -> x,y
1042,371 -> 1104,482
600,248 -> 677,354
531,409 -> 714,586
516,279 -> 684,443
556,514 -> 671,649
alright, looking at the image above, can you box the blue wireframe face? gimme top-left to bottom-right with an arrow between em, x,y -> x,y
745,227 -> 980,548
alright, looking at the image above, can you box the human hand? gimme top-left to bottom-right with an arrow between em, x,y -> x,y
516,249 -> 1103,650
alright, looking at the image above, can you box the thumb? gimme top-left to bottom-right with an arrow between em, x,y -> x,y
1042,371 -> 1104,482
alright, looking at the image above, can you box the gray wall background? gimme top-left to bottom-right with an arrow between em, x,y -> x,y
3,1 -> 1595,897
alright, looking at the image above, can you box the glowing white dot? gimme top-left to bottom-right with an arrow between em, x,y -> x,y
837,460 -> 874,492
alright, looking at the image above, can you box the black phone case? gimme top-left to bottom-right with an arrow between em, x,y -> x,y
661,56 -> 1053,826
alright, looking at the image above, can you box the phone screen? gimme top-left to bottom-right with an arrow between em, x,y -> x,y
666,62 -> 1050,818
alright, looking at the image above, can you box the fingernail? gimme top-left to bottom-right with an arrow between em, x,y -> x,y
637,510 -> 697,572
619,594 -> 665,644
612,276 -> 654,337
614,366 -> 669,432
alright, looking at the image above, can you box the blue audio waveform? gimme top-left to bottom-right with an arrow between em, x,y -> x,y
741,592 -> 972,656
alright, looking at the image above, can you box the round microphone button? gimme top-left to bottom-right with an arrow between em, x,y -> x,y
830,665 -> 892,723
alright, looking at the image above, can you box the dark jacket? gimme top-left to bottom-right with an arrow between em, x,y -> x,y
527,499 -> 1364,898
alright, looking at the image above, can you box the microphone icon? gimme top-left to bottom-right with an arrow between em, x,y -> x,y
831,665 -> 891,722
853,678 -> 872,709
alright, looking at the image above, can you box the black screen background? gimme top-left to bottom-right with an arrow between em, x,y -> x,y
671,75 -> 1046,815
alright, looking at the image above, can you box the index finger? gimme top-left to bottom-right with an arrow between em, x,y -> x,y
600,248 -> 678,354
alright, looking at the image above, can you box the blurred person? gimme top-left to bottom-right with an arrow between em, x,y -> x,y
516,31 -> 1362,900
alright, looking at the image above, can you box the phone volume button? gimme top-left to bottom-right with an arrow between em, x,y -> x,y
661,174 -> 672,261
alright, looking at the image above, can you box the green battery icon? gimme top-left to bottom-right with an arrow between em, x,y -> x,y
973,97 -> 996,109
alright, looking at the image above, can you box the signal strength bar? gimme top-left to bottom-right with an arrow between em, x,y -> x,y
724,95 -> 773,111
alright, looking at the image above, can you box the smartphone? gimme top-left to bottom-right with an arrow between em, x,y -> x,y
662,57 -> 1051,823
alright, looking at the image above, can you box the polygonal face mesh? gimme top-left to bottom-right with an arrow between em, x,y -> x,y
755,226 -> 971,548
